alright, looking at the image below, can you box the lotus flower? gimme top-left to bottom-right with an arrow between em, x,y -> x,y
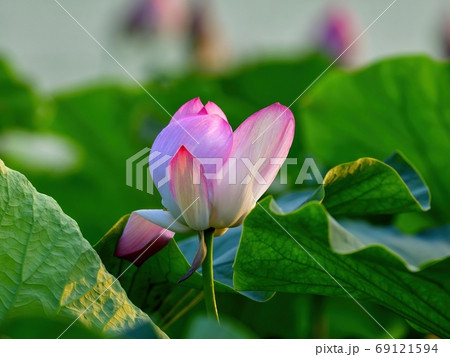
116,98 -> 295,279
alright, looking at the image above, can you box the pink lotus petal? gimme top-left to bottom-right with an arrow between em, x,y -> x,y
210,103 -> 295,228
115,211 -> 175,266
171,98 -> 228,122
171,97 -> 204,122
204,101 -> 227,121
169,146 -> 211,231
151,113 -> 232,217
232,103 -> 295,198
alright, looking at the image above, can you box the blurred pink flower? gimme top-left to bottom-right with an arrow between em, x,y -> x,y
125,0 -> 189,35
317,6 -> 362,66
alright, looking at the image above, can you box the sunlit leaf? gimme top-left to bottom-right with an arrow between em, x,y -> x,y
0,160 -> 166,338
322,153 -> 430,216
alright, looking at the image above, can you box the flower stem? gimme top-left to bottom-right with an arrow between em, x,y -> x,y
202,228 -> 219,323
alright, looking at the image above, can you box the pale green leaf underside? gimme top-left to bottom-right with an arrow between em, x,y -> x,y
332,220 -> 450,271
0,160 -> 166,338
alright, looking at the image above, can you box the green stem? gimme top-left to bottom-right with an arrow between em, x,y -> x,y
202,228 -> 219,323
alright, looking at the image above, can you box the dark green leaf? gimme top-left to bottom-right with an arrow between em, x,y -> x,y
233,197 -> 450,337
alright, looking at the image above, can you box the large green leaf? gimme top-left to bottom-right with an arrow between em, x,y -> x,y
233,198 -> 450,337
300,56 -> 450,225
0,160 -> 166,338
322,153 -> 430,216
